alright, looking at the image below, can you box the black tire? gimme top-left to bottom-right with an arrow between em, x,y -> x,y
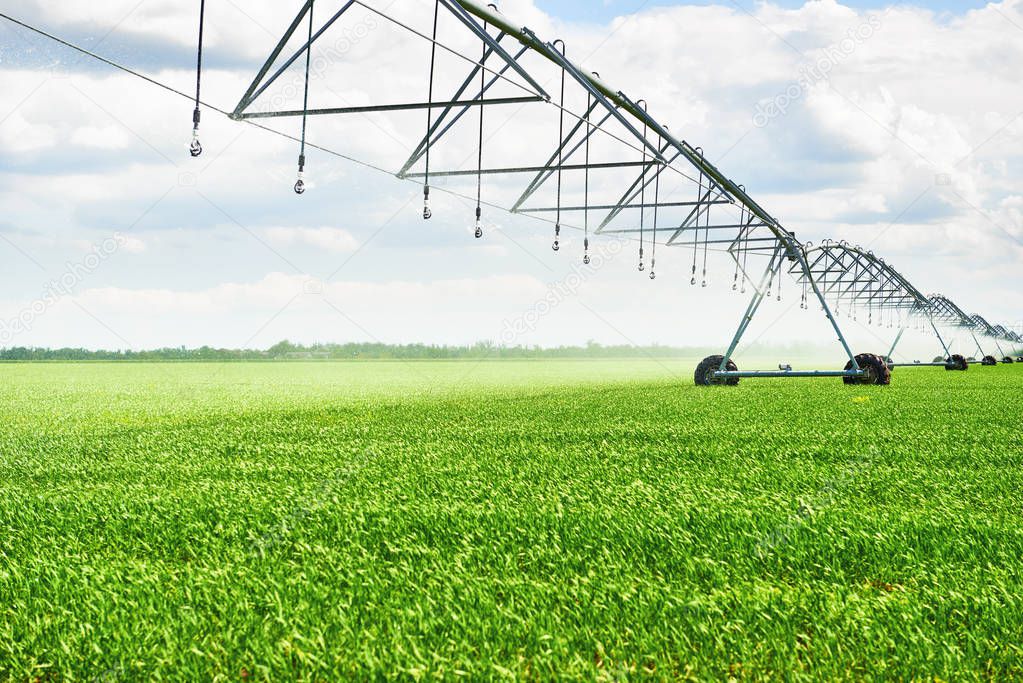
982,355 -> 998,366
843,353 -> 892,386
1017,357 -> 1023,363
695,355 -> 739,386
945,354 -> 968,371
1002,357 -> 1014,364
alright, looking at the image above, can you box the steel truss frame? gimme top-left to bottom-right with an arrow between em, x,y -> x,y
232,0 -> 1019,384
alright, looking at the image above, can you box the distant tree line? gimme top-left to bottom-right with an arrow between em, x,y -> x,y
0,339 -> 830,362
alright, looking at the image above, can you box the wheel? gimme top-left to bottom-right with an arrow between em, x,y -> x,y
982,355 -> 998,366
843,353 -> 891,386
945,354 -> 968,371
932,356 -> 945,364
1002,357 -> 1015,364
1017,357 -> 1023,363
695,355 -> 739,386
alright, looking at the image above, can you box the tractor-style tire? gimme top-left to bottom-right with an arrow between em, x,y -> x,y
695,355 -> 739,386
945,354 -> 969,371
843,353 -> 892,386
1002,357 -> 1015,364
982,355 -> 998,366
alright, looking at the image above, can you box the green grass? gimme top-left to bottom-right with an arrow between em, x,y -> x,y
1,359 -> 1022,681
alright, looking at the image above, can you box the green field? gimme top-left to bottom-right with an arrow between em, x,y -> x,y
1,360 -> 1022,680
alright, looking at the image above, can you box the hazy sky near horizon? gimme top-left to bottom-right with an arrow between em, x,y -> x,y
0,0 -> 1021,359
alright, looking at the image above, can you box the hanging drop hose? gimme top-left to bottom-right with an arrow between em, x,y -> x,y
733,202 -> 744,290
691,148 -> 704,286
637,100 -> 647,272
650,135 -> 661,281
801,247 -> 809,309
741,199 -> 750,294
583,82 -> 595,266
423,0 -> 440,219
552,40 -> 566,253
473,20 -> 489,239
294,0 -> 315,195
189,0 -> 206,157
701,189 -> 710,288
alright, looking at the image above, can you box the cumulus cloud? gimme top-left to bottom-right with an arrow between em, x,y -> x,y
0,0 -> 1021,348
264,226 -> 360,253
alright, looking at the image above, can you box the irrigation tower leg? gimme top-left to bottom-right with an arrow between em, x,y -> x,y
793,242 -> 861,371
886,327 -> 906,360
972,332 -> 987,359
719,246 -> 783,370
930,319 -> 952,358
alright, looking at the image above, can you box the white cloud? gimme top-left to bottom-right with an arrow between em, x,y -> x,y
1,0 -> 1022,349
264,226 -> 360,253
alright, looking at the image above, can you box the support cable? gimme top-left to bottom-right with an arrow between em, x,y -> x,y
295,0 -> 315,195
423,0 -> 441,220
189,0 -> 207,157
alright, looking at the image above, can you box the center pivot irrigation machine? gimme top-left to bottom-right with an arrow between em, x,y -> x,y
2,1 -> 1020,385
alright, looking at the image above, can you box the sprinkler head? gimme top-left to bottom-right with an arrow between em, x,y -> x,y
649,271 -> 656,280
690,277 -> 697,286
423,192 -> 432,220
294,173 -> 306,195
189,134 -> 202,158
552,241 -> 560,252
583,254 -> 590,265
474,217 -> 483,239
638,262 -> 645,272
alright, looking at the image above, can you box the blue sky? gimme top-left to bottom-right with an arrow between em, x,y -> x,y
0,0 -> 1020,352
536,0 -> 991,22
